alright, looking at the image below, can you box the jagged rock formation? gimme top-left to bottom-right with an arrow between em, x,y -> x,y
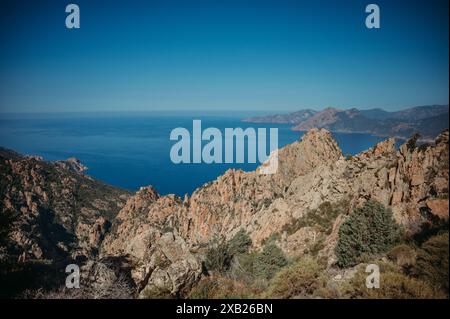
0,148 -> 130,261
100,129 -> 449,295
1,128 -> 448,297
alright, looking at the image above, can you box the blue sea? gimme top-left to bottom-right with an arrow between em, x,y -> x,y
0,112 -> 393,196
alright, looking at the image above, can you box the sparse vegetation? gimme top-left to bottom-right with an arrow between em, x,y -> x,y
204,229 -> 253,273
264,257 -> 324,298
413,232 -> 449,293
204,235 -> 233,273
406,133 -> 420,151
228,229 -> 252,255
387,244 -> 416,272
188,276 -> 257,299
140,285 -> 172,299
253,243 -> 288,280
342,265 -> 444,299
282,200 -> 348,236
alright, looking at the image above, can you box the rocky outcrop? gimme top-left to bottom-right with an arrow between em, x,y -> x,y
101,128 -> 448,293
53,157 -> 88,174
100,187 -> 201,297
137,232 -> 202,298
0,150 -> 130,261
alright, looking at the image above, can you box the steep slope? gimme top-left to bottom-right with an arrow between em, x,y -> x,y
0,148 -> 130,261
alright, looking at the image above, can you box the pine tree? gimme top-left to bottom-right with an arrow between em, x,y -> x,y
336,201 -> 402,267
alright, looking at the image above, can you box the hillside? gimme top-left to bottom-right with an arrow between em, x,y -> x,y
0,149 -> 131,296
243,105 -> 449,140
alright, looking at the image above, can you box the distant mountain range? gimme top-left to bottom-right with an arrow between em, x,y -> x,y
243,105 -> 449,140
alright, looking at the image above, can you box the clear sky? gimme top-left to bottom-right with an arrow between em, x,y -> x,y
0,0 -> 448,113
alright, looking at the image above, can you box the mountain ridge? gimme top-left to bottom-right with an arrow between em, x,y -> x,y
243,105 -> 449,140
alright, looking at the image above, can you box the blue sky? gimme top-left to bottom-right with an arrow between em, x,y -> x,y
0,0 -> 448,113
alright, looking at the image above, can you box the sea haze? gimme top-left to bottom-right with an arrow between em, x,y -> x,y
0,112 -> 395,196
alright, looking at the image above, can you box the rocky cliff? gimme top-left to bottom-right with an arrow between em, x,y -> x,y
100,129 -> 449,296
0,148 -> 130,261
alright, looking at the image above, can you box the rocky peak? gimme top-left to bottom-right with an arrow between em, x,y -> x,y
357,138 -> 397,160
53,157 -> 88,174
275,128 -> 342,182
294,109 -> 340,131
435,129 -> 449,146
137,186 -> 160,201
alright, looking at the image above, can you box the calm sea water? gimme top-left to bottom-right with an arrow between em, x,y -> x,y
0,113 -> 392,196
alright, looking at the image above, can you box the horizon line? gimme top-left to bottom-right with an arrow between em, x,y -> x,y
0,103 -> 448,116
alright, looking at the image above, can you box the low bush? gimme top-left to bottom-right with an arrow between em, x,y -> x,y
204,236 -> 232,273
387,244 -> 416,272
188,276 -> 256,299
228,229 -> 252,255
282,200 -> 348,236
204,230 -> 252,273
139,285 -> 172,299
253,243 -> 288,280
342,267 -> 444,299
413,232 -> 449,293
264,257 -> 324,299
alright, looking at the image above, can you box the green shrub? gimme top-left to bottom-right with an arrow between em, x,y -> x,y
261,232 -> 281,246
204,236 -> 232,273
264,257 -> 324,298
308,235 -> 326,257
0,210 -> 16,247
188,277 -> 219,299
282,200 -> 348,236
204,230 -> 253,273
413,232 -> 449,293
342,267 -> 444,299
387,244 -> 416,273
139,285 -> 172,299
253,243 -> 288,280
189,276 -> 256,299
228,229 -> 252,255
228,251 -> 258,284
335,201 -> 402,267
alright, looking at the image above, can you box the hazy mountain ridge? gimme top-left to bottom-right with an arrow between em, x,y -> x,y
242,109 -> 317,124
243,105 -> 449,140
